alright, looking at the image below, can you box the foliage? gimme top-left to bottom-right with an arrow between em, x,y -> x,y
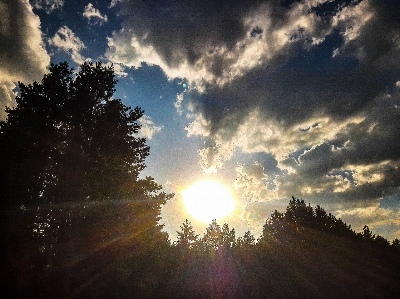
236,230 -> 255,247
166,199 -> 400,299
0,61 -> 173,299
259,197 -> 356,243
175,219 -> 200,249
0,61 -> 170,206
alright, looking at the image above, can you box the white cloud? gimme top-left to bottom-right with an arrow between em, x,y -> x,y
138,115 -> 163,139
48,26 -> 85,64
331,0 -> 373,59
192,108 -> 365,174
109,0 -> 122,8
105,34 -> 211,92
185,101 -> 211,138
31,0 -> 64,14
0,0 -> 50,120
83,3 -> 108,25
234,162 -> 276,202
110,63 -> 128,77
174,93 -> 184,115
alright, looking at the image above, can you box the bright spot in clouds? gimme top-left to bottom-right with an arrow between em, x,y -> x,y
182,180 -> 236,223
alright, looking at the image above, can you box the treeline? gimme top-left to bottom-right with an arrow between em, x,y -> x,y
164,198 -> 400,299
174,197 -> 400,251
2,197 -> 400,299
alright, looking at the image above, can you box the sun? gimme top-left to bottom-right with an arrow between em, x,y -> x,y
181,180 -> 236,223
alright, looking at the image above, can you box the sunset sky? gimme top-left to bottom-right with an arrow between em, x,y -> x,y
1,0 -> 400,241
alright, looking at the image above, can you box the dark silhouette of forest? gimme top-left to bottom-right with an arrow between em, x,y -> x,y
1,62 -> 400,299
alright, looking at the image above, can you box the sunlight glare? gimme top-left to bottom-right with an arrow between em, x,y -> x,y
182,180 -> 236,223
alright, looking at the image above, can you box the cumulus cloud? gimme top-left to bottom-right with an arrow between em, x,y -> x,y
48,26 -> 85,64
138,115 -> 163,139
31,0 -> 64,14
0,0 -> 50,120
83,3 -> 108,25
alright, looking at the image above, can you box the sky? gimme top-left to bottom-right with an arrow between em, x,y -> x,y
1,0 -> 400,241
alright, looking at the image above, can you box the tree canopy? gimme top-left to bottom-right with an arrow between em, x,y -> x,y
0,61 -> 171,206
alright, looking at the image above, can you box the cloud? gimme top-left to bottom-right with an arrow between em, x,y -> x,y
106,0 -> 400,236
177,0 -> 400,206
138,115 -> 163,139
174,93 -> 184,115
109,0 -> 122,8
83,3 -> 108,25
0,0 -> 50,120
48,26 -> 85,64
31,0 -> 64,14
234,162 -> 276,202
106,0 -> 335,88
0,81 -> 17,120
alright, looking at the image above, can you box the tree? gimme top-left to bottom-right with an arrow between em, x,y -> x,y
259,209 -> 285,242
175,219 -> 200,249
359,225 -> 375,241
1,61 -> 169,206
237,231 -> 255,247
392,238 -> 400,250
221,223 -> 236,248
0,61 -> 174,298
285,197 -> 314,227
202,219 -> 223,250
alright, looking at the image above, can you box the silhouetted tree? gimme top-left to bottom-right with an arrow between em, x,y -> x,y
392,238 -> 400,250
175,219 -> 200,249
0,61 -> 173,299
221,223 -> 236,248
1,61 -> 168,206
237,231 -> 255,247
374,235 -> 390,247
359,225 -> 375,240
285,197 -> 314,227
202,219 -> 223,250
259,209 -> 285,242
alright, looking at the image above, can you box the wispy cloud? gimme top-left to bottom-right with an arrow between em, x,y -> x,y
83,3 -> 108,25
49,26 -> 85,64
31,0 -> 64,14
138,115 -> 163,139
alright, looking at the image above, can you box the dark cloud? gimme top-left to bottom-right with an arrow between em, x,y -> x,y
116,0 -> 254,68
288,93 -> 400,180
